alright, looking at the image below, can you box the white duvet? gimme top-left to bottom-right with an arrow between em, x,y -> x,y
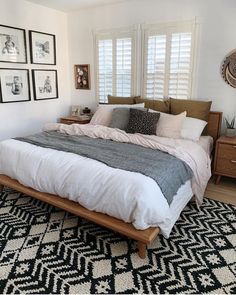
0,124 -> 211,237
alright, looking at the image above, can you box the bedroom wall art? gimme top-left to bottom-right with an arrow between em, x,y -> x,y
221,49 -> 236,88
29,30 -> 56,65
0,68 -> 30,103
0,24 -> 27,63
32,69 -> 58,101
74,64 -> 90,89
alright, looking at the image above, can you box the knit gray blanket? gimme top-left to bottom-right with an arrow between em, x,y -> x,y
15,131 -> 193,205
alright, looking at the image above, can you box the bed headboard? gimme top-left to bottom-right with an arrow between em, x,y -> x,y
207,111 -> 222,143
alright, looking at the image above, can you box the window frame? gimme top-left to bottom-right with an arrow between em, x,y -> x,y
93,26 -> 138,103
141,21 -> 197,100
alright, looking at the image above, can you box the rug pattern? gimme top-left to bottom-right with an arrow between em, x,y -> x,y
0,188 -> 236,294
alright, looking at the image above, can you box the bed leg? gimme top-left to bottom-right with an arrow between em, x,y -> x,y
0,184 -> 4,192
138,241 -> 147,259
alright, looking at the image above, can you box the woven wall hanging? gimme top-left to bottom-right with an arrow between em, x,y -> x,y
222,50 -> 236,88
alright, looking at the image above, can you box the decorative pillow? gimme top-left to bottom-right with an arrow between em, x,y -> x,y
152,110 -> 187,138
109,107 -> 147,130
170,98 -> 212,121
126,108 -> 160,135
181,117 -> 208,141
108,95 -> 140,105
170,98 -> 212,135
90,103 -> 144,126
135,98 -> 170,113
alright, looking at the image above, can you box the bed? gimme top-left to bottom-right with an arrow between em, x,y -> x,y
0,110 -> 222,258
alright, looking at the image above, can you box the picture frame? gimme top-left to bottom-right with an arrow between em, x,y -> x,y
32,69 -> 58,101
0,68 -> 30,103
74,64 -> 90,90
29,30 -> 56,65
0,24 -> 27,64
71,105 -> 81,116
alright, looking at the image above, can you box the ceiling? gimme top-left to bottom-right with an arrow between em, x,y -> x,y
26,0 -> 131,12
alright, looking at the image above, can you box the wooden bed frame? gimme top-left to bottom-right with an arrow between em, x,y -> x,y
0,111 -> 222,259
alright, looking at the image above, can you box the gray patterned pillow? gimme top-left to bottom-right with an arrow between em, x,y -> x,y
126,108 -> 160,135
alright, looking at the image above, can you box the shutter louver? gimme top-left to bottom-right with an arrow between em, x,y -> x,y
98,39 -> 113,103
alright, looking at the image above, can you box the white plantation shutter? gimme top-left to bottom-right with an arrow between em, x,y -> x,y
168,32 -> 192,99
116,38 -> 132,96
146,35 -> 166,99
143,22 -> 195,100
98,39 -> 113,103
95,27 -> 136,103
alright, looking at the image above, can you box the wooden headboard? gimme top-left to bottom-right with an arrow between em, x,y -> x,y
207,111 -> 222,143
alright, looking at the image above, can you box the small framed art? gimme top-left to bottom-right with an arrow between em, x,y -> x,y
74,64 -> 90,89
0,24 -> 27,63
29,30 -> 56,65
0,68 -> 30,103
32,69 -> 58,101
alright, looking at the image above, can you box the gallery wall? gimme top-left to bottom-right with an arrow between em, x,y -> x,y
67,0 -> 236,124
0,0 -> 71,140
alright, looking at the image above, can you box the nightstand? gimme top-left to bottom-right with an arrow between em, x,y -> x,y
60,116 -> 91,125
214,136 -> 236,184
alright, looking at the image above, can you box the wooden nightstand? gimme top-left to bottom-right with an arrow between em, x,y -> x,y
214,136 -> 236,184
60,116 -> 91,125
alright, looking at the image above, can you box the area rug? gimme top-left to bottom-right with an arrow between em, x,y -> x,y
0,188 -> 235,294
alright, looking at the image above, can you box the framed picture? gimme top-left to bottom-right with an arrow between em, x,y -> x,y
0,68 -> 30,103
74,64 -> 90,89
0,24 -> 27,63
29,30 -> 56,65
32,69 -> 58,100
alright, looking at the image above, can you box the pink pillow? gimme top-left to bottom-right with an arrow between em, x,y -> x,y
149,110 -> 186,138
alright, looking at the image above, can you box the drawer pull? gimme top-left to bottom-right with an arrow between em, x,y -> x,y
231,160 -> 236,163
233,146 -> 236,148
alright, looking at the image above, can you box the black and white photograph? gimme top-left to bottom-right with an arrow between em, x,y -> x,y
0,25 -> 27,63
32,69 -> 58,100
29,30 -> 56,65
0,68 -> 30,103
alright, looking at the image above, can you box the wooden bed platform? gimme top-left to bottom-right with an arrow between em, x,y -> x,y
0,175 -> 159,259
0,111 -> 222,259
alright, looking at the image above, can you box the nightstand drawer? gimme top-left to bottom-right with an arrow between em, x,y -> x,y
216,158 -> 236,175
218,143 -> 236,160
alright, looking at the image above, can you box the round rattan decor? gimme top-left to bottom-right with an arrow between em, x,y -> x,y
221,50 -> 236,88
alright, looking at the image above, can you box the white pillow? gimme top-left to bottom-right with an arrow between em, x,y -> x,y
181,117 -> 207,141
90,103 -> 145,126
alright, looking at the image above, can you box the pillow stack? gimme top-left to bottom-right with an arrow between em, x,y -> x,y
91,95 -> 212,141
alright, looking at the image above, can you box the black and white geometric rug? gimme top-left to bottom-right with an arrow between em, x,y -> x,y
0,188 -> 235,294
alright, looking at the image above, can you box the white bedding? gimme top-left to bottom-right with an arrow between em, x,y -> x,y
0,125 -> 211,238
198,136 -> 213,156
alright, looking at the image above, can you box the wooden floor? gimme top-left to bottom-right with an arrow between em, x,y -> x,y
205,176 -> 236,206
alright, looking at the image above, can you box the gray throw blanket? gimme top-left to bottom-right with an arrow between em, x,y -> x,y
15,131 -> 193,205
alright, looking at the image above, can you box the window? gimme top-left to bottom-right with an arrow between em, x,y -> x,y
143,22 -> 196,100
94,27 -> 136,103
94,22 -> 196,103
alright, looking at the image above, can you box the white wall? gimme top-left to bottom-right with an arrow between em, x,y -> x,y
0,0 -> 71,140
68,0 -> 236,123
